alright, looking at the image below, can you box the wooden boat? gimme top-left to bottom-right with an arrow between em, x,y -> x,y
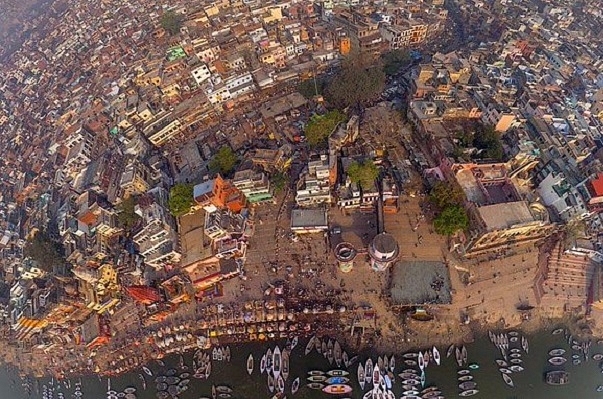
509,365 -> 524,372
401,378 -> 420,385
499,368 -> 512,374
307,382 -> 324,390
325,376 -> 349,384
573,359 -> 581,365
316,339 -> 323,354
212,384 -> 216,399
455,347 -> 463,367
510,359 -> 522,364
459,381 -> 478,390
510,348 -> 521,354
321,340 -> 327,356
423,391 -> 441,398
548,356 -> 567,366
458,369 -> 470,375
508,331 -> 519,337
307,375 -> 326,382
423,350 -> 430,366
282,350 -> 290,381
308,370 -> 325,376
273,346 -> 282,380
343,351 -> 349,368
378,356 -> 384,370
432,346 -> 441,366
502,373 -> 514,387
510,337 -> 518,343
496,359 -> 508,367
305,336 -> 315,355
358,363 -> 365,390
205,361 -> 211,379
389,355 -> 395,373
549,348 -> 565,356
292,377 -> 300,394
225,346 -> 231,362
446,344 -> 454,358
459,389 -> 479,397
327,369 -> 349,377
593,354 -> 603,361
383,355 -> 389,372
267,374 -> 275,393
418,352 -> 425,371
322,384 -> 352,395
246,354 -> 253,376
521,336 -> 529,353
218,394 -> 231,399
334,341 -> 342,368
403,352 -> 418,359
372,365 -> 381,386
546,370 -> 570,385
291,336 -> 298,350
552,328 -> 564,335
402,390 -> 420,396
276,375 -> 285,392
348,355 -> 358,366
404,360 -> 417,366
260,354 -> 266,375
461,346 -> 468,366
509,353 -> 521,359
458,375 -> 473,382
266,348 -> 273,373
399,372 -> 418,379
364,359 -> 373,386
142,367 -> 152,377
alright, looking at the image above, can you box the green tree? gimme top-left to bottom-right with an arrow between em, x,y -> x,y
347,160 -> 379,190
168,183 -> 194,217
210,146 -> 238,175
270,171 -> 288,194
304,110 -> 346,148
24,230 -> 65,273
297,76 -> 327,99
117,196 -> 141,231
160,11 -> 184,35
381,49 -> 411,76
433,205 -> 469,236
474,125 -> 504,160
428,181 -> 466,210
325,51 -> 386,109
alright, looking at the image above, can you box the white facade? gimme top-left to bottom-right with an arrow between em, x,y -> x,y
191,64 -> 212,85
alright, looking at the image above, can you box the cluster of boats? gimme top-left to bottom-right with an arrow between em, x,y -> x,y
106,379 -> 137,399
305,335 -> 355,368
192,350 -> 212,379
488,331 -> 528,388
306,369 -> 354,396
257,344 -> 294,395
41,379 -> 82,399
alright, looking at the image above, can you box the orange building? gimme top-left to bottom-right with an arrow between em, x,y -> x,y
211,175 -> 247,213
339,37 -> 351,55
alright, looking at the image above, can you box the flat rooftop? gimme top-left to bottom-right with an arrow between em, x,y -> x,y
291,208 -> 328,229
390,260 -> 452,305
478,201 -> 535,231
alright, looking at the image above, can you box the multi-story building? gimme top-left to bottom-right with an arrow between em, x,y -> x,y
232,169 -> 273,203
296,155 -> 331,206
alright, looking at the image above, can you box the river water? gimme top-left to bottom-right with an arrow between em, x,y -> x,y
3,327 -> 603,399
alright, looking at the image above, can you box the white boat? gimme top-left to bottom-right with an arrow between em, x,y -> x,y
217,347 -> 223,361
291,336 -> 298,350
343,351 -> 349,368
418,352 -> 425,371
459,389 -> 479,397
365,359 -> 373,386
548,356 -> 567,366
358,363 -> 365,390
292,377 -> 300,394
334,341 -> 342,367
212,347 -> 218,360
267,374 -> 275,393
389,355 -> 395,372
246,354 -> 254,376
225,346 -> 231,362
142,367 -> 152,376
273,346 -> 282,380
509,365 -> 524,372
502,373 -> 514,387
432,346 -> 441,365
447,344 -> 455,358
260,354 -> 266,375
282,350 -> 290,381
305,336 -> 315,355
521,336 -> 529,353
372,365 -> 381,386
266,348 -> 273,373
461,346 -> 468,366
277,375 -> 285,392
383,355 -> 389,372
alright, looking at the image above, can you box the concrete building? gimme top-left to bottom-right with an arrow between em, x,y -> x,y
290,208 -> 328,233
334,241 -> 357,273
